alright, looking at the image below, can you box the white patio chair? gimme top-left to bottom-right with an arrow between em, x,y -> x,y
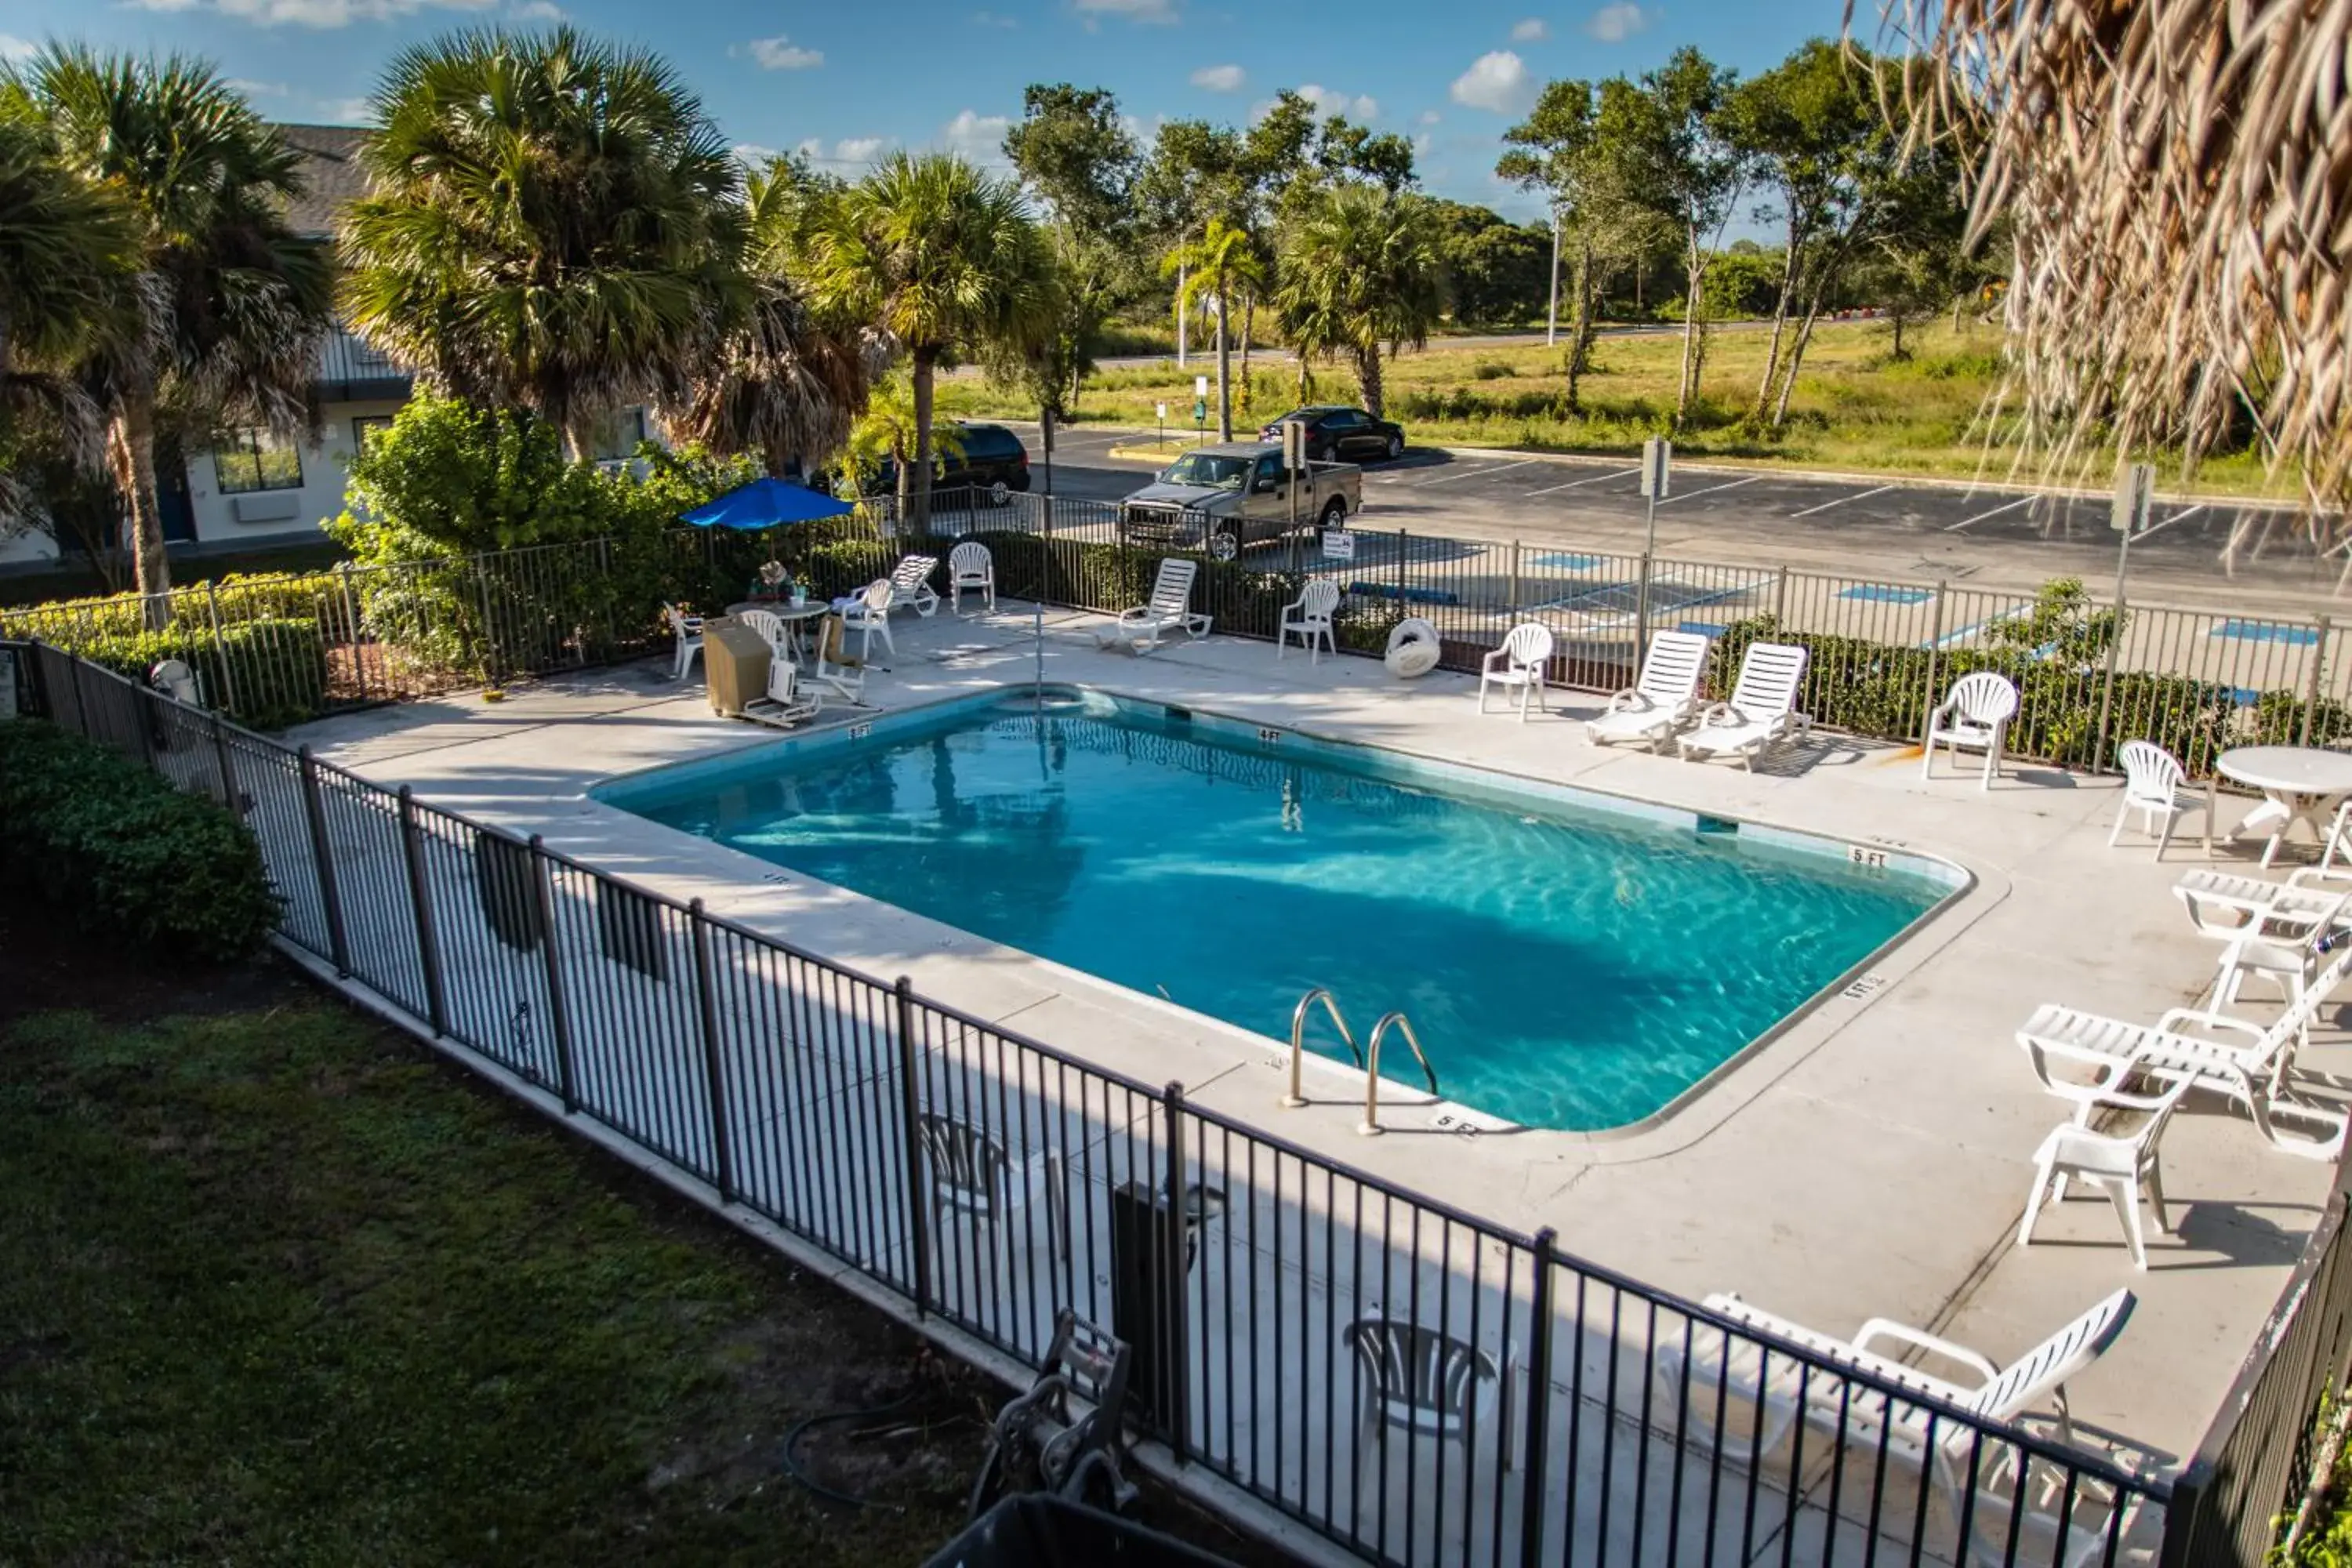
148,659 -> 202,707
664,602 -> 705,681
837,579 -> 895,660
2211,887 -> 2352,1014
888,553 -> 941,618
1678,642 -> 1810,768
1278,579 -> 1342,662
1922,670 -> 2020,789
1384,617 -> 1440,678
915,1110 -> 1067,1265
1344,1312 -> 1515,1485
1657,1288 -> 2135,1483
1586,630 -> 1710,751
742,652 -> 822,731
2017,1066 -> 2191,1268
2015,950 -> 2352,1159
737,607 -> 793,666
2107,740 -> 2202,856
948,540 -> 995,614
1476,623 -> 1554,720
1099,557 -> 1211,654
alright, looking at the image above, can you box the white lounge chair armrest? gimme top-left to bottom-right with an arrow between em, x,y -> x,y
1849,1319 -> 2001,1387
1116,605 -> 1155,626
1926,699 -> 1956,728
1694,701 -> 1745,728
1481,645 -> 1512,673
2288,866 -> 2352,890
2154,1007 -> 2267,1042
1602,687 -> 1648,713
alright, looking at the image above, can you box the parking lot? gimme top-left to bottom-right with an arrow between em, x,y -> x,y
1006,420 -> 2343,617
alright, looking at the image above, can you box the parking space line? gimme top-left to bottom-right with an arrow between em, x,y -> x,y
1655,474 -> 1762,506
1525,466 -> 1639,496
1945,494 -> 2036,531
1411,457 -> 1540,487
1788,483 -> 1893,518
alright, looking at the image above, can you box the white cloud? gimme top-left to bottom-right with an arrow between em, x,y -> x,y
1296,83 -> 1377,121
317,96 -> 372,122
226,78 -> 295,97
971,8 -> 1017,23
1450,50 -> 1532,114
748,35 -> 823,70
510,0 -> 564,18
1509,16 -> 1547,40
1418,108 -> 1442,125
0,32 -> 40,58
732,142 -> 780,164
942,109 -> 1011,159
831,136 -> 891,164
1584,2 -> 1647,42
1073,0 -> 1177,25
1189,63 -> 1243,93
122,0 -> 492,24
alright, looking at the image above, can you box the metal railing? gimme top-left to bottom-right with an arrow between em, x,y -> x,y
7,634 -> 2189,1567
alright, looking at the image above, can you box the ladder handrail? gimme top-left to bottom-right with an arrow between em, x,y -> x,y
1359,1011 -> 1440,1136
1283,986 -> 1362,1109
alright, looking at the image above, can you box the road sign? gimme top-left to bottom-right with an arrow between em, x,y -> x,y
1321,527 -> 1355,561
1192,400 -> 1207,425
2111,462 -> 2155,535
1194,374 -> 1209,400
1639,436 -> 1672,499
1156,401 -> 1167,421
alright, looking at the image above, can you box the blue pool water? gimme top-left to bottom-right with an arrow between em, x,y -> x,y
597,690 -> 1958,1131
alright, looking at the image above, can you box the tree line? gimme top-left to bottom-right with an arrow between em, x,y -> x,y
0,27 -> 1990,610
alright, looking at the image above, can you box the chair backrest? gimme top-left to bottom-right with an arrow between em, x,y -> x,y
148,659 -> 201,706
765,656 -> 801,704
1955,1288 -> 2134,1422
1387,616 -> 1439,653
1635,630 -> 1711,706
861,578 -> 895,614
2117,739 -> 2184,800
891,554 -> 938,593
738,608 -> 787,657
949,540 -> 993,579
664,602 -> 699,639
1149,557 -> 1199,619
1946,670 -> 2020,724
1726,641 -> 1808,717
1344,1315 -> 1497,1435
1298,579 -> 1342,620
1501,622 -> 1555,670
916,1112 -> 1007,1214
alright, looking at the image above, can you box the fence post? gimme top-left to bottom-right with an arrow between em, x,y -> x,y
2154,1465 -> 2210,1568
205,579 -> 240,720
132,684 -> 160,773
2302,615 -> 2332,746
1635,551 -> 1655,657
1161,1080 -> 1192,1467
1396,529 -> 1409,611
1772,564 -> 1790,627
336,562 -> 365,705
1519,1228 -> 1558,1567
2092,587 -> 2129,774
894,976 -> 935,1320
687,898 -> 737,1204
1922,581 -> 1949,744
63,643 -> 89,736
526,835 -> 578,1106
1508,538 -> 1523,619
209,711 -> 239,815
394,788 -> 450,1037
474,562 -> 502,688
296,745 -> 352,977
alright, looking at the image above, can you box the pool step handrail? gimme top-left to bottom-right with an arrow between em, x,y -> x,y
1283,987 -> 1363,1109
1359,1012 -> 1441,1137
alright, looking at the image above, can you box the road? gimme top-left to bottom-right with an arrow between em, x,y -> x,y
1009,421 -> 2342,618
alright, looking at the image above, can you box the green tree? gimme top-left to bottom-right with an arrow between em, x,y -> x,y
16,49 -> 333,612
1137,119 -> 1244,380
1163,218 -> 1262,441
800,151 -> 1053,527
1002,84 -> 1141,416
343,27 -> 745,460
1273,185 -> 1442,418
840,370 -> 964,495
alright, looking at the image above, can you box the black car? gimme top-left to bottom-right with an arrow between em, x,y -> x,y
1258,405 -> 1407,464
869,420 -> 1033,503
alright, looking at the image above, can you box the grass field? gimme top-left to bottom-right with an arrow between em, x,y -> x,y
943,318 -> 2292,499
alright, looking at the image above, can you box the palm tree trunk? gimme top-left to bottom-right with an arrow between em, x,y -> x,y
111,390 -> 172,628
1238,296 -> 1254,424
910,346 -> 937,533
1356,345 -> 1385,419
1214,290 -> 1232,441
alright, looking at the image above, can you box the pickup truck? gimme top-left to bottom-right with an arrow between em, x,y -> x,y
1118,442 -> 1361,561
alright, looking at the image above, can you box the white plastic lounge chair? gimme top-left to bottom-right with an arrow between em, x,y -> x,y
888,554 -> 941,618
1345,1312 -> 1516,1479
1657,1287 -> 2134,1483
1099,557 -> 1211,654
915,1111 -> 1066,1265
1385,617 -> 1440,678
2173,872 -> 2352,1011
1586,630 -> 1710,751
837,579 -> 895,660
2109,740 -> 2203,856
1922,670 -> 2020,789
2018,1070 -> 2191,1267
148,659 -> 202,707
948,541 -> 995,614
2016,951 -> 2352,1159
1477,623 -> 1554,720
1678,642 -> 1809,768
742,653 -> 822,730
664,602 -> 705,681
1279,579 -> 1342,662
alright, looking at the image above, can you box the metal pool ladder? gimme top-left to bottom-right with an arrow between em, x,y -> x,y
1282,987 -> 1442,1136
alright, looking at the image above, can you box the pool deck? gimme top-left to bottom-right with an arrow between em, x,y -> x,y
291,604 -> 2350,1507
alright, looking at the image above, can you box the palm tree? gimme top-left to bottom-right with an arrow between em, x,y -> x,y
800,151 -> 1054,528
342,27 -> 746,460
18,49 -> 333,609
1161,217 -> 1261,441
1272,186 -> 1442,419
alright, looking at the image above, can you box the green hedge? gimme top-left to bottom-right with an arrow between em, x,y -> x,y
0,721 -> 279,962
74,619 -> 328,731
0,571 -> 339,641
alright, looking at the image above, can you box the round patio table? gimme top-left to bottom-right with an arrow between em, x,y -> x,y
2204,746 -> 2352,868
726,599 -> 829,661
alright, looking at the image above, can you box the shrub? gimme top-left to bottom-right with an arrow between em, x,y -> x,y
0,720 -> 278,962
74,618 -> 328,731
1471,360 -> 1515,381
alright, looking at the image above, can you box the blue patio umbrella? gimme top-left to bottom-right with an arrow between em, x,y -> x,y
681,476 -> 853,530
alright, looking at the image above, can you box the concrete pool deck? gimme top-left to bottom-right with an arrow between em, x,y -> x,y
291,602 -> 2349,1487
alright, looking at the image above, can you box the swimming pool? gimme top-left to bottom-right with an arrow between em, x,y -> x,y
595,688 -> 1962,1131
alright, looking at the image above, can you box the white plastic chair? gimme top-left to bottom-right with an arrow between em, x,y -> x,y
2211,887 -> 2352,1015
1279,579 -> 1342,662
1100,558 -> 1211,654
1385,617 -> 1440,678
737,607 -> 793,666
1344,1312 -> 1515,1483
948,541 -> 995,614
1586,630 -> 1710,751
837,579 -> 895,660
1922,670 -> 2020,789
2108,740 -> 2201,855
2017,1067 -> 2190,1268
889,554 -> 941,618
664,602 -> 705,681
915,1111 -> 1066,1265
148,659 -> 202,707
743,652 -> 822,730
1477,623 -> 1554,720
1678,642 -> 1810,768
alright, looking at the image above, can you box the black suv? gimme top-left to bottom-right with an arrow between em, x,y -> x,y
871,421 -> 1032,503
1258,405 -> 1407,463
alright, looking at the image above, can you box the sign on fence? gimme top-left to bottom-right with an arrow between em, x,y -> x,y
1320,527 -> 1356,561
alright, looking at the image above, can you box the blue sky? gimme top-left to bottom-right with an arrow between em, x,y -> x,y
0,0 -> 1854,220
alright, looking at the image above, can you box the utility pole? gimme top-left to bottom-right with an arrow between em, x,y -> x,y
1546,207 -> 1561,347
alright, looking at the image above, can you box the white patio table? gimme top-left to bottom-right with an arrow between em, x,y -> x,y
2204,746 -> 2352,868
